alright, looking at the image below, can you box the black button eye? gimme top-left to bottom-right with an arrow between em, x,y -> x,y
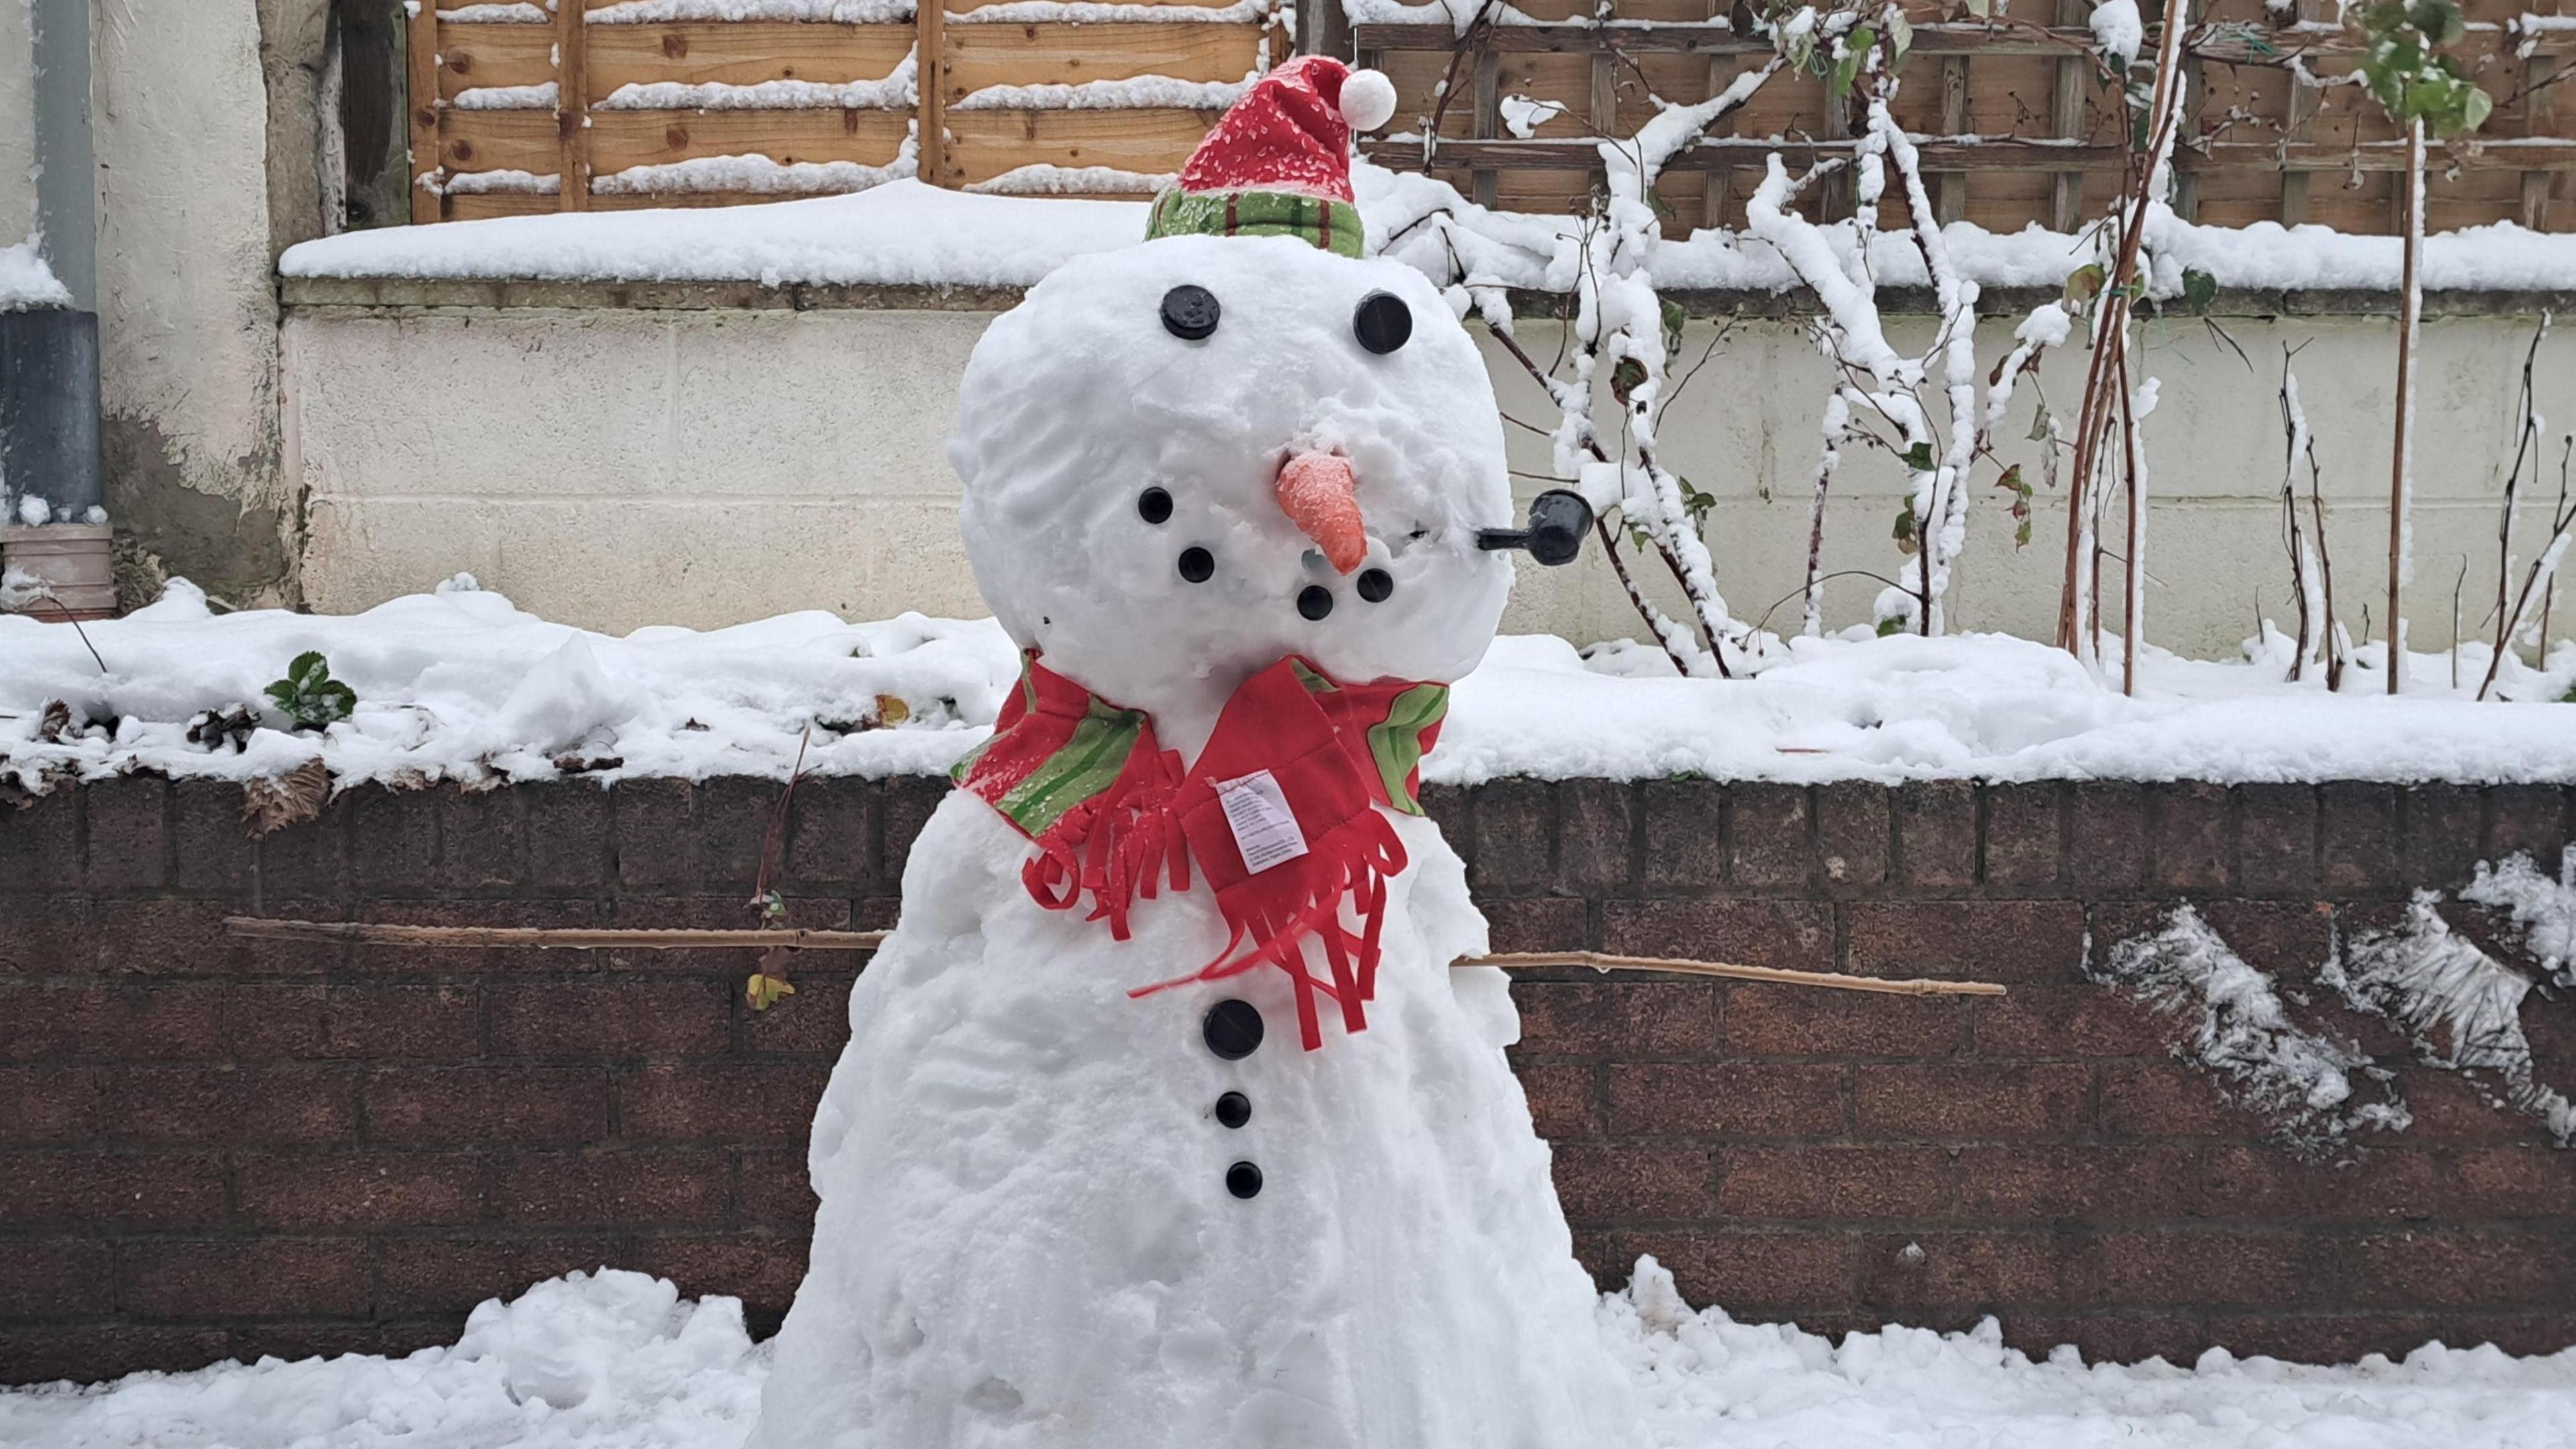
1177,547 -> 1216,584
1356,568 -> 1393,602
1297,586 -> 1334,621
1138,488 -> 1173,525
1162,284 -> 1220,341
1352,292 -> 1411,354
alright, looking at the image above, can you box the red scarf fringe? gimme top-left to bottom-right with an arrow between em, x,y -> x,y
1128,805 -> 1405,1051
964,655 -> 1436,1051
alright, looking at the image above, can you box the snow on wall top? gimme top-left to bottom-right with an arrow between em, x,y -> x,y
279,167 -> 2576,296
5,579 -> 2573,792
278,181 -> 1146,290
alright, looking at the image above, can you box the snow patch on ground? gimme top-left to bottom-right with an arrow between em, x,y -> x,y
2094,904 -> 2407,1150
2331,897 -> 2575,1145
5,582 -> 2575,793
0,1269 -> 764,1448
0,236 -> 72,312
9,1261 -> 2576,1447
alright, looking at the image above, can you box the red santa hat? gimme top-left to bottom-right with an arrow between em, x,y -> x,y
1144,55 -> 1398,258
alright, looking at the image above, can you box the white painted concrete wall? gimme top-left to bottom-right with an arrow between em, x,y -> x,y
285,301 -> 2576,660
0,2 -> 36,244
91,1 -> 296,600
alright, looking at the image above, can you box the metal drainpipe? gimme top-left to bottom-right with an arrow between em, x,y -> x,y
2,0 -> 114,621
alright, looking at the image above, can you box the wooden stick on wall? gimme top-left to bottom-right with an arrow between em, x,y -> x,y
407,0 -> 442,223
220,918 -> 2010,998
557,0 -> 591,211
916,0 -> 947,186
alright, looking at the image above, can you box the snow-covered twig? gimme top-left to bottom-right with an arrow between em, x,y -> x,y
2478,435 -> 2576,700
2276,348 -> 2327,682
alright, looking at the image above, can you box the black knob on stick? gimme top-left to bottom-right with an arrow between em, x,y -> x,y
1476,489 -> 1593,567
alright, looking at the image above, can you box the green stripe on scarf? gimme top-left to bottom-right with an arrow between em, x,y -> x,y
1364,683 -> 1448,816
995,698 -> 1146,836
1146,189 -> 1366,259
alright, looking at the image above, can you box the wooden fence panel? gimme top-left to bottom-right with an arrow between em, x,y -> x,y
943,22 -> 1263,97
1354,0 -> 2576,237
406,0 -> 2571,233
943,107 -> 1220,186
409,1 -> 1277,217
584,23 -> 918,96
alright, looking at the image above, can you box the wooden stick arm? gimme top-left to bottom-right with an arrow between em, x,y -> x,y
221,918 -> 2004,996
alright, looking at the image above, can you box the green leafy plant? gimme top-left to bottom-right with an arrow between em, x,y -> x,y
264,651 -> 356,732
2354,0 -> 2493,137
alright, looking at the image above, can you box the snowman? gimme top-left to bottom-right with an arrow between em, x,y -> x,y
750,56 -> 1644,1449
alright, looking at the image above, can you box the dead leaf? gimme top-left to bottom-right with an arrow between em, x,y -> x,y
241,757 -> 331,839
187,705 -> 258,754
875,694 -> 911,727
745,943 -> 797,1011
550,751 -> 625,773
37,700 -> 72,744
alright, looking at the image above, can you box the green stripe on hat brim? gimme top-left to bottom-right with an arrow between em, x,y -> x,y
1146,189 -> 1366,259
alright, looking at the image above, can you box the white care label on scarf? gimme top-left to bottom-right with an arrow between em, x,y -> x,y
1216,769 -> 1309,875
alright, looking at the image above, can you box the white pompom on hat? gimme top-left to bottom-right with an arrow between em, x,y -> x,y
1336,66 -> 1398,132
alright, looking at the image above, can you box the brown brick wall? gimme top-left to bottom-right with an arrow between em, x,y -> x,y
1,775 -> 2570,1383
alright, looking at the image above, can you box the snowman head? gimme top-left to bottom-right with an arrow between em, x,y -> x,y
951,58 -> 1512,749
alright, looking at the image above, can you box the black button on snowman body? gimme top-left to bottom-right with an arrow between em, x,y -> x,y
1202,1000 -> 1265,1199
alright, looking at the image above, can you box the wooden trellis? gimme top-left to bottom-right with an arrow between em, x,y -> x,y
406,0 -> 1281,221
1351,0 -> 2576,236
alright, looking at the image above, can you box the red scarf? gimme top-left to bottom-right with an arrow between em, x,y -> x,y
952,653 -> 1450,1051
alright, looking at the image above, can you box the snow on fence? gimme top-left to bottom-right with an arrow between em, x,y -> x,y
1344,0 -> 2576,235
409,0 -> 1279,218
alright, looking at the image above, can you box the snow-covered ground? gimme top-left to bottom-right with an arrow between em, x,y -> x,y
5,1263 -> 2574,1448
3,577 -> 2572,794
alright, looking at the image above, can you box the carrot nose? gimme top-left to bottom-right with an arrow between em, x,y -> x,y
1275,452 -> 1368,575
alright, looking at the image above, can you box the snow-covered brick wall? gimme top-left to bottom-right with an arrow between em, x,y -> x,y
3,771 -> 2569,1383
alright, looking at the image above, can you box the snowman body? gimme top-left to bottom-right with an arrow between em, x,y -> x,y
751,234 -> 1644,1449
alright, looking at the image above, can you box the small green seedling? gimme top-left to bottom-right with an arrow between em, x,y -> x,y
264,651 -> 356,731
